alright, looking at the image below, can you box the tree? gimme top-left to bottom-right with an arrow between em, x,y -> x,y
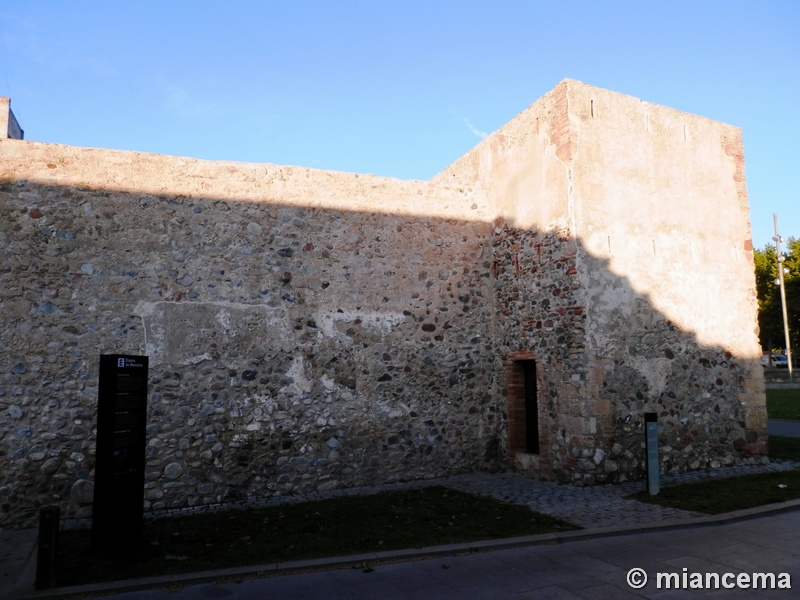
754,237 -> 800,354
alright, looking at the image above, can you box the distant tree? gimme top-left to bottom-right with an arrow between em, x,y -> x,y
755,237 -> 800,354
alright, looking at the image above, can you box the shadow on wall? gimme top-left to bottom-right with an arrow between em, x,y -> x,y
0,179 -> 766,527
492,224 -> 765,484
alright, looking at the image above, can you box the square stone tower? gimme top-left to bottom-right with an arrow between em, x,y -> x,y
436,79 -> 766,482
0,97 -> 24,140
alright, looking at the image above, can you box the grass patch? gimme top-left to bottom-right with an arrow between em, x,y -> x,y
628,469 -> 800,514
766,388 -> 800,420
628,435 -> 800,514
768,435 -> 800,461
56,486 -> 577,587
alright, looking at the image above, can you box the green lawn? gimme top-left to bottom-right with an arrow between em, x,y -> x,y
56,486 -> 578,587
628,466 -> 800,514
628,434 -> 800,514
768,435 -> 800,460
766,388 -> 800,420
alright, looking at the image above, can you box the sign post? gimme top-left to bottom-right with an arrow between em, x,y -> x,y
773,214 -> 794,382
645,412 -> 660,496
92,354 -> 149,554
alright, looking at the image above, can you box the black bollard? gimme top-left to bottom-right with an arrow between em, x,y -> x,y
35,505 -> 60,590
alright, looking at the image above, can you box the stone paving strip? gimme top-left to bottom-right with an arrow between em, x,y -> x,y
442,472 -> 704,528
444,460 -> 800,528
60,459 -> 800,532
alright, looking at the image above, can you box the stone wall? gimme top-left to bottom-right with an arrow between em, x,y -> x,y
0,80 -> 767,528
0,145 -> 501,526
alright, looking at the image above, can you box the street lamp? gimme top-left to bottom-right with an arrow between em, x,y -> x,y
773,213 -> 793,381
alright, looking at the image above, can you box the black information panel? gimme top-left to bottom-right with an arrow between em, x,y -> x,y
92,354 -> 149,554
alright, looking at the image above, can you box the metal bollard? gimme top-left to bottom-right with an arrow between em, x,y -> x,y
35,505 -> 60,590
644,412 -> 660,496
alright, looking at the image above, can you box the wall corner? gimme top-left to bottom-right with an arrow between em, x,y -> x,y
1,97 -> 25,140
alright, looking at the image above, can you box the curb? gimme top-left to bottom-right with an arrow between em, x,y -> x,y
18,497 -> 800,600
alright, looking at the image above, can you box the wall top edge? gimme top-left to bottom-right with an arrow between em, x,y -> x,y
1,80 -> 739,182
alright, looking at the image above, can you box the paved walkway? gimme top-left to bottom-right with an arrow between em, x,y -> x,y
768,419 -> 800,438
4,460 -> 800,599
1,529 -> 37,600
84,509 -> 800,599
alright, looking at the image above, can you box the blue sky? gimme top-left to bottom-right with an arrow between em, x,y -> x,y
1,1 -> 797,250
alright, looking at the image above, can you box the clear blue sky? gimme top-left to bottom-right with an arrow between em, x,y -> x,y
1,1 -> 797,250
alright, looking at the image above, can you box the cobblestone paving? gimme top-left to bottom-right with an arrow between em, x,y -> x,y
442,460 -> 800,528
442,472 -> 703,528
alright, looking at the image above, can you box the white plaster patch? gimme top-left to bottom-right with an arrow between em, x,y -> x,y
215,309 -> 233,335
320,374 -> 337,391
280,355 -> 312,395
134,301 -> 292,366
313,310 -> 407,343
375,398 -> 409,419
631,357 -> 672,396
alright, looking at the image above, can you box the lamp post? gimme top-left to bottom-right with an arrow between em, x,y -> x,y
773,213 -> 793,381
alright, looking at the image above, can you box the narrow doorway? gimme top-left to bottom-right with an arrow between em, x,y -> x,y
507,357 -> 540,455
521,360 -> 539,454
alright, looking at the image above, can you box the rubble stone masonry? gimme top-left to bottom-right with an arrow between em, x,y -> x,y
0,81 -> 766,527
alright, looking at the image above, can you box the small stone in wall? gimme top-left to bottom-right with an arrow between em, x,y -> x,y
70,479 -> 94,504
593,448 -> 605,465
40,458 -> 60,475
317,480 -> 339,492
164,462 -> 183,479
